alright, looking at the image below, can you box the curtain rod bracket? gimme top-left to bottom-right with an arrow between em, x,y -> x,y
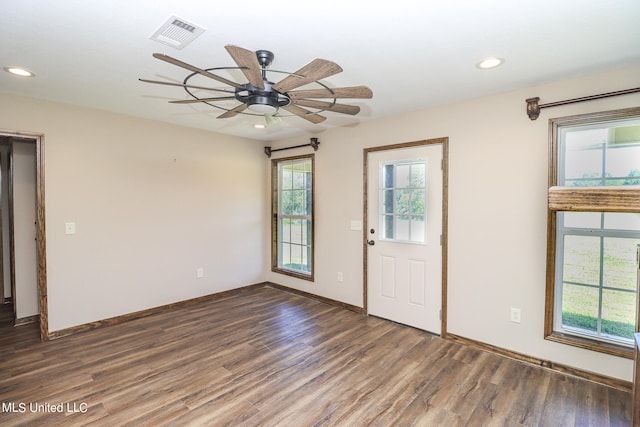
264,138 -> 321,158
526,97 -> 541,120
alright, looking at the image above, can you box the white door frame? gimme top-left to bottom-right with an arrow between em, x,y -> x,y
363,138 -> 448,336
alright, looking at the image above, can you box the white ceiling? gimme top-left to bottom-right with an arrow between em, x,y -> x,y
1,0 -> 639,142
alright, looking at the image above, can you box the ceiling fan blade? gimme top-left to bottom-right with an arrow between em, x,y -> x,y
225,45 -> 265,89
281,104 -> 327,124
139,79 -> 235,94
217,104 -> 248,119
273,59 -> 343,93
288,86 -> 373,100
169,96 -> 237,104
152,53 -> 244,89
291,99 -> 360,115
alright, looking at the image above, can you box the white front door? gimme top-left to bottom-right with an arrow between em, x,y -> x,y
366,143 -> 443,334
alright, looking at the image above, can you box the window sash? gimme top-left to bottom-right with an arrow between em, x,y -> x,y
272,155 -> 314,281
554,214 -> 640,347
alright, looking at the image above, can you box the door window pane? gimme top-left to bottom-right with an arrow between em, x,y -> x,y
379,159 -> 427,243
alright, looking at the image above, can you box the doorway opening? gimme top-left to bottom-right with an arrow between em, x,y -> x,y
0,129 -> 47,341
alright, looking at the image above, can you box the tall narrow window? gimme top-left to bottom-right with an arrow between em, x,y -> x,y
546,107 -> 640,357
272,155 -> 314,280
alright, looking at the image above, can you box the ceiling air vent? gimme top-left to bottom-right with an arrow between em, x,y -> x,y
149,16 -> 205,50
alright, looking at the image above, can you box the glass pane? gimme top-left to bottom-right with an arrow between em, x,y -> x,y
382,214 -> 394,239
410,216 -> 425,243
411,189 -> 425,215
603,237 -> 640,291
290,244 -> 302,270
305,246 -> 312,272
293,171 -> 305,189
299,220 -> 307,245
396,164 -> 411,188
291,190 -> 306,215
383,190 -> 394,214
602,289 -> 635,341
604,213 -> 640,231
383,164 -> 394,188
301,244 -> 308,270
282,168 -> 293,190
563,235 -> 600,286
561,283 -> 598,334
563,129 -> 605,184
395,189 -> 411,216
563,124 -> 640,186
281,190 -> 292,215
395,216 -> 409,241
605,141 -> 640,184
411,163 -> 426,188
281,218 -> 291,243
562,212 -> 602,229
290,219 -> 302,245
281,242 -> 291,267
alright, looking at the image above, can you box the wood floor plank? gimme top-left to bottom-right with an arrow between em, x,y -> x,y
0,288 -> 631,426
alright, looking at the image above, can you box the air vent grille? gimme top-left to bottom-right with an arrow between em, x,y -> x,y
150,16 -> 205,50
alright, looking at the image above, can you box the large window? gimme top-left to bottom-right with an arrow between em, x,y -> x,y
271,155 -> 314,280
546,107 -> 640,357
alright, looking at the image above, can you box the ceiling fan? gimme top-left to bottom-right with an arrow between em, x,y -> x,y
140,45 -> 373,124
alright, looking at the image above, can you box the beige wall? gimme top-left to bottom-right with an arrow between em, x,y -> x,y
0,93 -> 268,331
265,64 -> 640,381
0,63 -> 638,381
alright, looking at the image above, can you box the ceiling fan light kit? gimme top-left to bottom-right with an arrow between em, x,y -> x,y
140,45 -> 373,125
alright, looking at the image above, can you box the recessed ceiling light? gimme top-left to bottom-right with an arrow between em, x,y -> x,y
4,66 -> 35,77
476,57 -> 504,70
253,124 -> 266,129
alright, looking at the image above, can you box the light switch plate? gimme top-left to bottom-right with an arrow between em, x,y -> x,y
350,220 -> 362,231
65,222 -> 76,235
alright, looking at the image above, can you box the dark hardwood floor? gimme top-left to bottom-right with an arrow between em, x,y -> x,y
0,287 -> 631,426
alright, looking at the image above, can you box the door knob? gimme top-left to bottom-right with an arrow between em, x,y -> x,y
367,240 -> 375,246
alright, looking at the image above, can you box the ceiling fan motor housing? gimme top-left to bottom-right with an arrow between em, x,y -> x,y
239,80 -> 290,114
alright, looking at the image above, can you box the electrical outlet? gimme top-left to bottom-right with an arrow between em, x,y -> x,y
510,307 -> 521,323
337,272 -> 344,283
196,268 -> 204,278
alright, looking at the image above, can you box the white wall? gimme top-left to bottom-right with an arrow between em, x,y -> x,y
265,64 -> 640,381
0,93 -> 268,332
12,141 -> 39,319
